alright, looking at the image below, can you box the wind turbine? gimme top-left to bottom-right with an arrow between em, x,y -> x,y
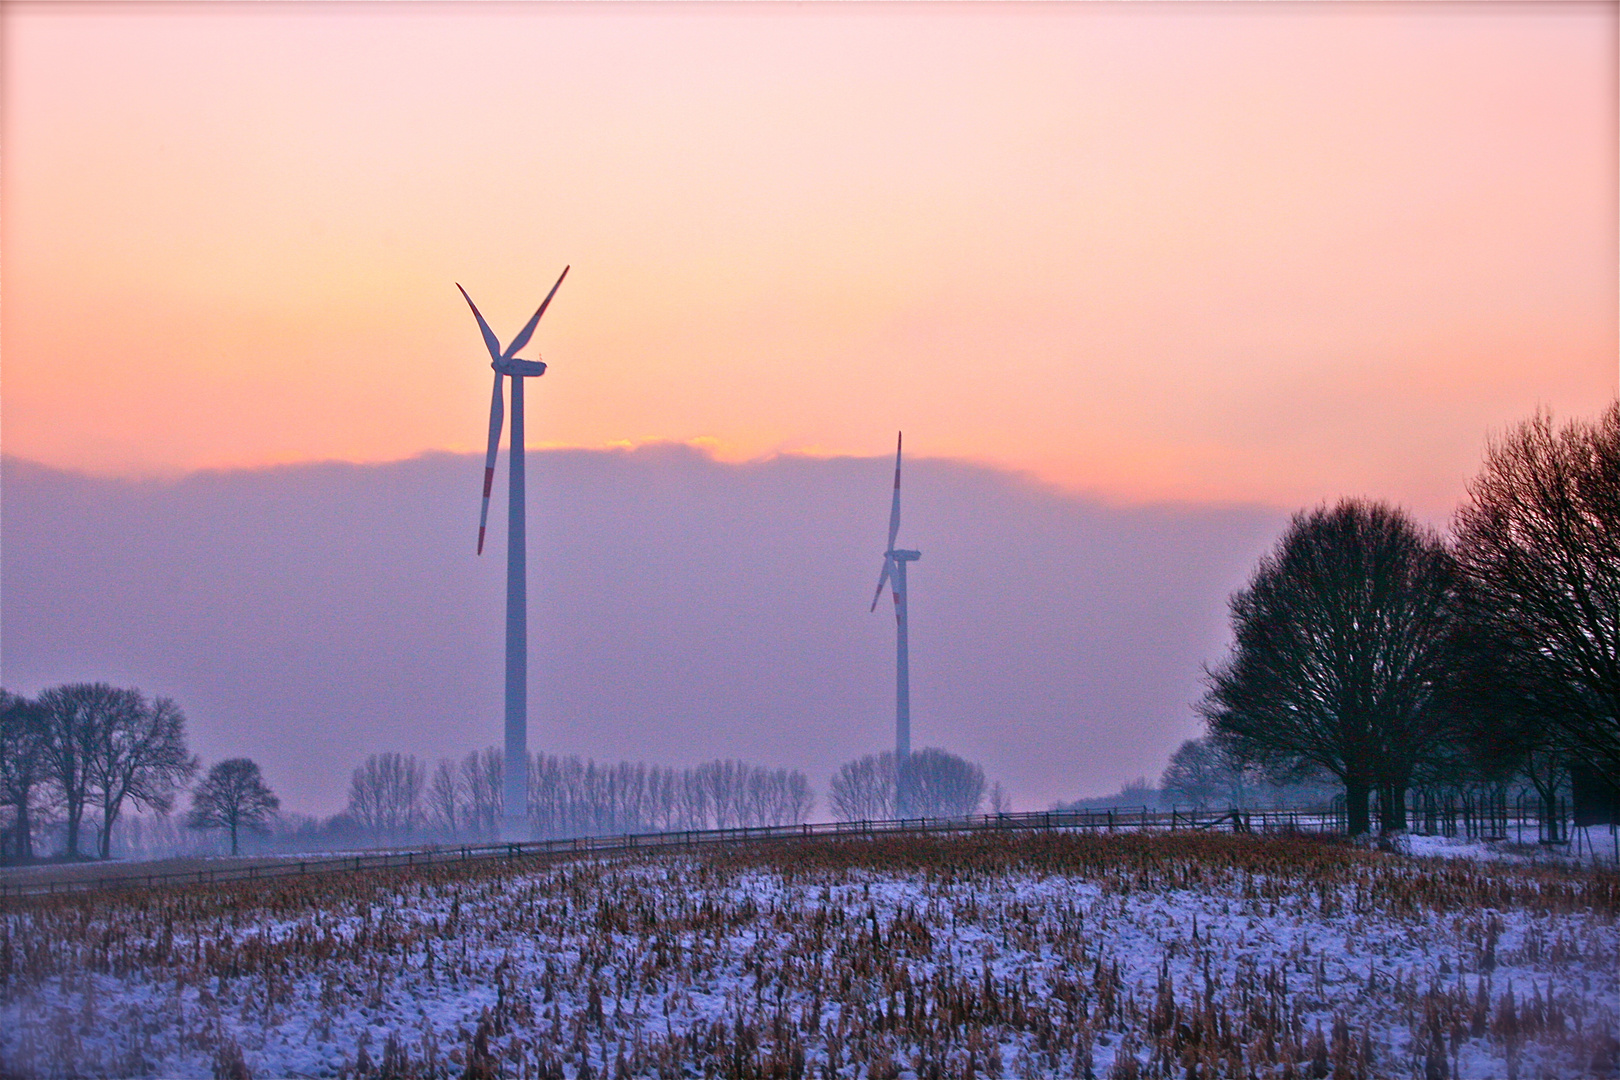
869,432 -> 921,818
457,266 -> 569,840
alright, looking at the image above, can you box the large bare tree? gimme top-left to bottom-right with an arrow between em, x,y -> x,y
1450,404 -> 1620,784
35,683 -> 120,857
36,683 -> 194,858
86,693 -> 196,859
0,692 -> 49,861
1201,500 -> 1457,835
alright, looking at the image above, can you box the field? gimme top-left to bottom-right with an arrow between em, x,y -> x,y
2,832 -> 1616,1079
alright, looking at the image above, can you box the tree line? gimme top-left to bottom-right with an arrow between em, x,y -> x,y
340,746 -> 1004,840
4,682 -> 1004,859
1,703 -> 826,858
1195,404 -> 1620,835
340,750 -> 817,841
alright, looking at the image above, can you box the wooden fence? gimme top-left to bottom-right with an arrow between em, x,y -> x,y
0,805 -> 1336,900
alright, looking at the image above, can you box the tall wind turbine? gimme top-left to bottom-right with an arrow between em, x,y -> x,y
869,432 -> 921,817
457,266 -> 569,840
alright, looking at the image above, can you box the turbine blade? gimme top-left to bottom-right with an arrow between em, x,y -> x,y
869,557 -> 892,612
886,431 -> 903,552
477,371 -> 505,555
503,265 -> 571,359
457,284 -> 504,362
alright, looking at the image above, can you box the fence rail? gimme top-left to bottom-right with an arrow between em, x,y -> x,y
0,806 -> 1342,900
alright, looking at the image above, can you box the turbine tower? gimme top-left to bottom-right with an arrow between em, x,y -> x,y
457,266 -> 569,841
869,432 -> 921,817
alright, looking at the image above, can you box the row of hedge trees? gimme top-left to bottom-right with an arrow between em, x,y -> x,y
341,750 -> 819,840
341,747 -> 1000,840
1199,404 -> 1620,835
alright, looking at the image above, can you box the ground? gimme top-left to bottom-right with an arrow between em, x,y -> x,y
2,831 -> 1616,1079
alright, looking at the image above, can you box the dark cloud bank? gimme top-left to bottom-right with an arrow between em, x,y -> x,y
2,447 -> 1284,815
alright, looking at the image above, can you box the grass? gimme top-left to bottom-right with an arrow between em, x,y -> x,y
2,831 -> 1616,1079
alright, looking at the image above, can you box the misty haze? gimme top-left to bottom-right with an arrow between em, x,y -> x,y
0,446 -> 1281,815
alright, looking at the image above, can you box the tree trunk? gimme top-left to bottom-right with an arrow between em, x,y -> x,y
1381,783 -> 1409,833
63,798 -> 83,858
1527,769 -> 1561,842
1541,788 -> 1561,842
14,800 -> 32,860
99,802 -> 120,860
1345,776 -> 1372,836
229,816 -> 240,857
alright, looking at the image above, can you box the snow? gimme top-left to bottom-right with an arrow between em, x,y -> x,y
1396,827 -> 1620,870
2,831 -> 1615,1078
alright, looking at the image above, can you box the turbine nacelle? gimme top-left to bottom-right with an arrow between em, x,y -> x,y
494,357 -> 547,378
886,548 -> 922,562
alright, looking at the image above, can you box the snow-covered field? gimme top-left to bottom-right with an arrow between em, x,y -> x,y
2,831 -> 1616,1079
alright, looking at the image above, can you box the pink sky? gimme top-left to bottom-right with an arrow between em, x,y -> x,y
4,2 -> 1615,515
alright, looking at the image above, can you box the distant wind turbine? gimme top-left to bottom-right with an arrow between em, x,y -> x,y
457,266 -> 569,840
869,432 -> 921,817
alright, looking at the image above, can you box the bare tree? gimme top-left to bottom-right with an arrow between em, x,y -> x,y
461,748 -> 502,838
1438,602 -> 1571,834
781,770 -> 815,824
1160,739 -> 1220,808
35,684 -> 120,857
645,766 -> 677,831
86,693 -> 196,859
829,752 -> 896,821
1451,403 -> 1620,784
426,758 -> 462,836
909,748 -> 986,817
186,759 -> 279,856
831,748 -> 983,819
346,752 -> 425,838
988,782 -> 1011,815
735,766 -> 814,826
516,753 -> 812,838
1160,737 -> 1251,808
1201,500 -> 1457,835
698,760 -> 747,828
680,767 -> 711,830
0,692 -> 49,862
